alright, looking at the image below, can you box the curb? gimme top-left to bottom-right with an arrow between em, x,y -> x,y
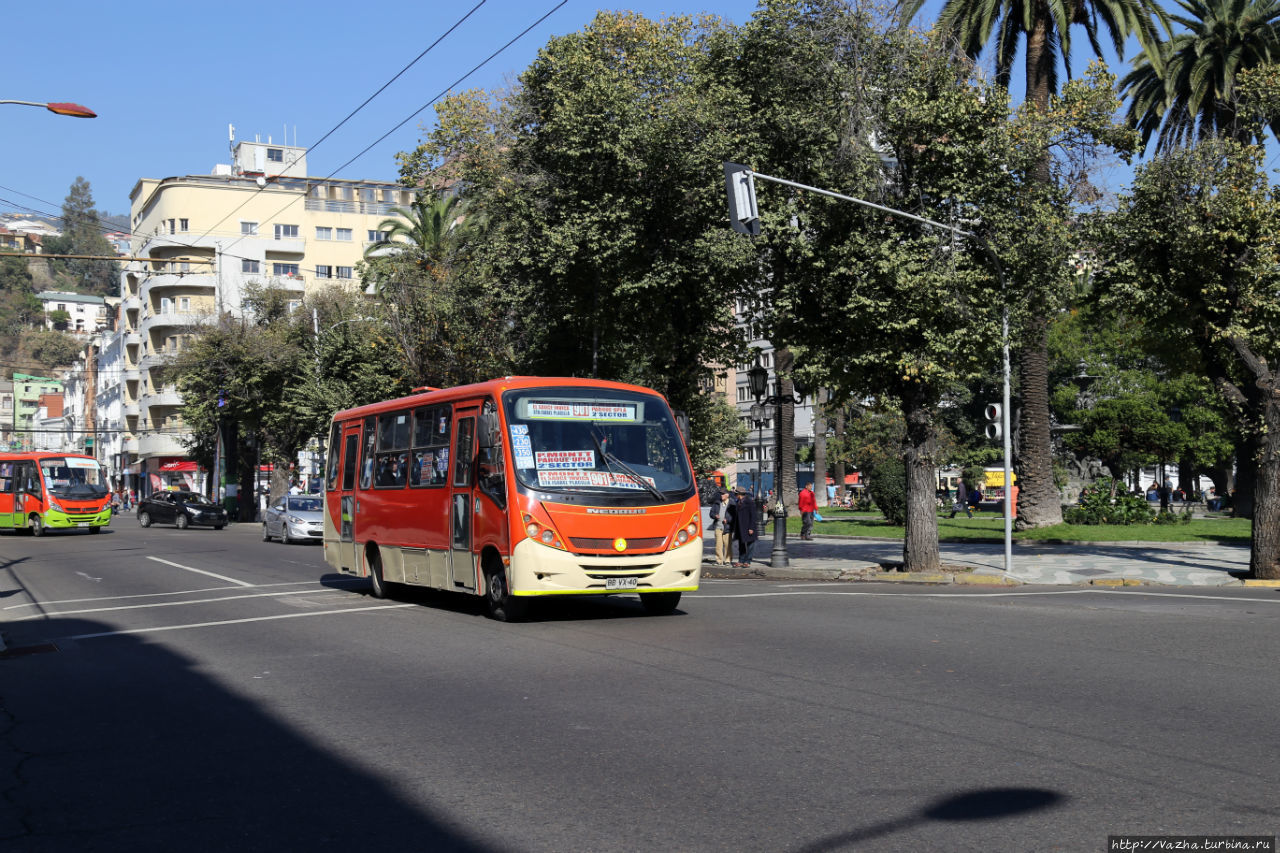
1241,579 -> 1280,588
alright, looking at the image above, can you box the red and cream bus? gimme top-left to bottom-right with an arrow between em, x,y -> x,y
323,377 -> 702,620
0,451 -> 114,535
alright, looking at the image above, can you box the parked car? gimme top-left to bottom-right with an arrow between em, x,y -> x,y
137,490 -> 228,530
262,494 -> 324,544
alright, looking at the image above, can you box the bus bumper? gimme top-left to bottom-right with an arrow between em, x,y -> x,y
45,509 -> 112,529
510,537 -> 702,596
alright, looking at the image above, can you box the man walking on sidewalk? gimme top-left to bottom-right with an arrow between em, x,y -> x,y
949,478 -> 973,518
799,484 -> 817,540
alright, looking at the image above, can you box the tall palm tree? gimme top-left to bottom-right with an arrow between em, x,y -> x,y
896,0 -> 1166,528
363,192 -> 470,269
1121,0 -> 1280,152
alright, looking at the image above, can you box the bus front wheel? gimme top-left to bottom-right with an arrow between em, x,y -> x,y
28,516 -> 43,537
639,591 -> 681,615
485,562 -> 527,622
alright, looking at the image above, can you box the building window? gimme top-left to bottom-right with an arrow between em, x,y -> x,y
368,230 -> 389,243
336,228 -> 353,241
178,297 -> 191,312
168,219 -> 176,235
315,226 -> 332,241
274,224 -> 299,240
273,263 -> 300,277
241,221 -> 258,236
336,266 -> 353,279
242,259 -> 260,274
179,218 -> 189,232
315,265 -> 332,279
267,148 -> 284,163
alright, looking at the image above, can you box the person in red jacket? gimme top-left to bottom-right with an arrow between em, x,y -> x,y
798,484 -> 817,540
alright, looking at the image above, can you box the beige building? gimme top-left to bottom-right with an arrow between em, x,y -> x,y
104,134 -> 414,492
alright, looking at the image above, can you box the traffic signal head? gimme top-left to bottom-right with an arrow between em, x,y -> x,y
984,403 -> 1002,440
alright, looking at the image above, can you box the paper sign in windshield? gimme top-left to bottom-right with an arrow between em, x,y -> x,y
526,401 -> 637,421
535,450 -> 595,470
537,470 -> 656,490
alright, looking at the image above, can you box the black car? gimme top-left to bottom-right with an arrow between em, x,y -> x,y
137,490 -> 228,530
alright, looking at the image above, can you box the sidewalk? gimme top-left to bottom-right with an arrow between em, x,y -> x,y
702,532 -> 1266,587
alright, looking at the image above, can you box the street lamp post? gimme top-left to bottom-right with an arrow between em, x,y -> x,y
747,357 -> 807,569
0,100 -> 96,118
748,402 -> 767,502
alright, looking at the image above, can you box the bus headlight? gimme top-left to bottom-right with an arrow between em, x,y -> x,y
522,514 -> 565,550
670,517 -> 700,549
48,500 -> 64,513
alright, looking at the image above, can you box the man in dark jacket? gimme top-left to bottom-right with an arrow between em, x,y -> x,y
728,486 -> 758,567
948,478 -> 972,518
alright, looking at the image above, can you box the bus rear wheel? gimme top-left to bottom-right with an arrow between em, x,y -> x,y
639,591 -> 681,615
485,562 -> 527,622
368,549 -> 388,599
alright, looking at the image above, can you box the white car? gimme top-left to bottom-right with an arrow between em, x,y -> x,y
262,495 -> 324,544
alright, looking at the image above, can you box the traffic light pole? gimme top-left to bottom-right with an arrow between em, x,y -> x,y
725,163 -> 1013,574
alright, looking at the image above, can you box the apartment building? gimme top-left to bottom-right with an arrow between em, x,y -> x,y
98,133 -> 413,493
37,291 -> 110,335
12,372 -> 63,452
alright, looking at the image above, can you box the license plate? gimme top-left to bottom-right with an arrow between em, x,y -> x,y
605,577 -> 638,590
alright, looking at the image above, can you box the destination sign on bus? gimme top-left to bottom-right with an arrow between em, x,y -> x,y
524,400 -> 639,422
537,470 -> 656,490
535,450 -> 595,470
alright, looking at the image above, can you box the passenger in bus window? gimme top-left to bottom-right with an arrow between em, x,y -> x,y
410,453 -> 423,486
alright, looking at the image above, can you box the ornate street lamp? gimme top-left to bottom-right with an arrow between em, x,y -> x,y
0,100 -> 97,118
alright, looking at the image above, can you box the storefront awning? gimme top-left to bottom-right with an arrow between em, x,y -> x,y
158,458 -> 199,472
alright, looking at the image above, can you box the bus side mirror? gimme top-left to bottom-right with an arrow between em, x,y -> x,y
478,413 -> 499,449
674,410 -> 691,445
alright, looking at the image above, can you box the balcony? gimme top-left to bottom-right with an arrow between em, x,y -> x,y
124,331 -> 142,346
144,312 -> 203,331
264,275 -> 306,292
124,401 -> 140,417
124,436 -> 139,454
305,199 -> 401,217
143,273 -> 215,293
123,295 -> 141,311
142,387 -> 184,408
138,431 -> 188,457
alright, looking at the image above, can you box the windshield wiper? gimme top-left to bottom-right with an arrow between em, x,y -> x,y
590,427 -> 664,501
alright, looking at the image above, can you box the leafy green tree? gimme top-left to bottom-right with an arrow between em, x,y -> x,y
362,193 -> 470,268
897,0 -> 1165,531
42,177 -> 118,296
1121,0 -> 1280,152
1093,137 -> 1280,578
399,12 -> 759,460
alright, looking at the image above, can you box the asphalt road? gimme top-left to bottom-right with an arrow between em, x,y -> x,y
3,520 -> 1279,852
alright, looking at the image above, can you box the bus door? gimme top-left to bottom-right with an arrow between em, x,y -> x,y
15,461 -> 42,529
449,407 -> 478,591
0,461 -> 15,528
335,420 -> 363,573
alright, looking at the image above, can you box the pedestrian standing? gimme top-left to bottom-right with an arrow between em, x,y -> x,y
707,490 -> 732,566
949,478 -> 972,518
798,484 -> 817,540
729,486 -> 758,568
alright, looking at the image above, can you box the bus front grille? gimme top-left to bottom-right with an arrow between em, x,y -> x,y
569,537 -> 665,551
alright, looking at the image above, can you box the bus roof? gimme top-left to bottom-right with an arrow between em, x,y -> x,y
0,451 -> 99,462
331,376 -> 672,422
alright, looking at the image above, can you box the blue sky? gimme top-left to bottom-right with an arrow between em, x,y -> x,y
3,0 -> 1148,227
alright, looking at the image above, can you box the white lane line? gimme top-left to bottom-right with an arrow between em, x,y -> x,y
148,556 -> 254,587
62,604 -> 416,641
3,579 -> 363,611
691,588 -> 1280,604
15,588 -> 348,620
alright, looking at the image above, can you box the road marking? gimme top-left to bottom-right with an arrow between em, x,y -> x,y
2,579 -> 363,612
691,588 -> 1280,604
148,556 -> 254,587
15,588 -> 348,620
61,604 -> 416,641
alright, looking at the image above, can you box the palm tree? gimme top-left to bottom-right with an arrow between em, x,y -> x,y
1121,0 -> 1280,152
896,0 -> 1166,528
363,192 -> 470,269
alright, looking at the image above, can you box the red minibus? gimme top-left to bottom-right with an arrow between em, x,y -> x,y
0,451 -> 114,535
323,377 -> 702,620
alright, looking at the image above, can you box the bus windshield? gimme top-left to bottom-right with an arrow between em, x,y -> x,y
39,457 -> 110,499
503,387 -> 693,497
